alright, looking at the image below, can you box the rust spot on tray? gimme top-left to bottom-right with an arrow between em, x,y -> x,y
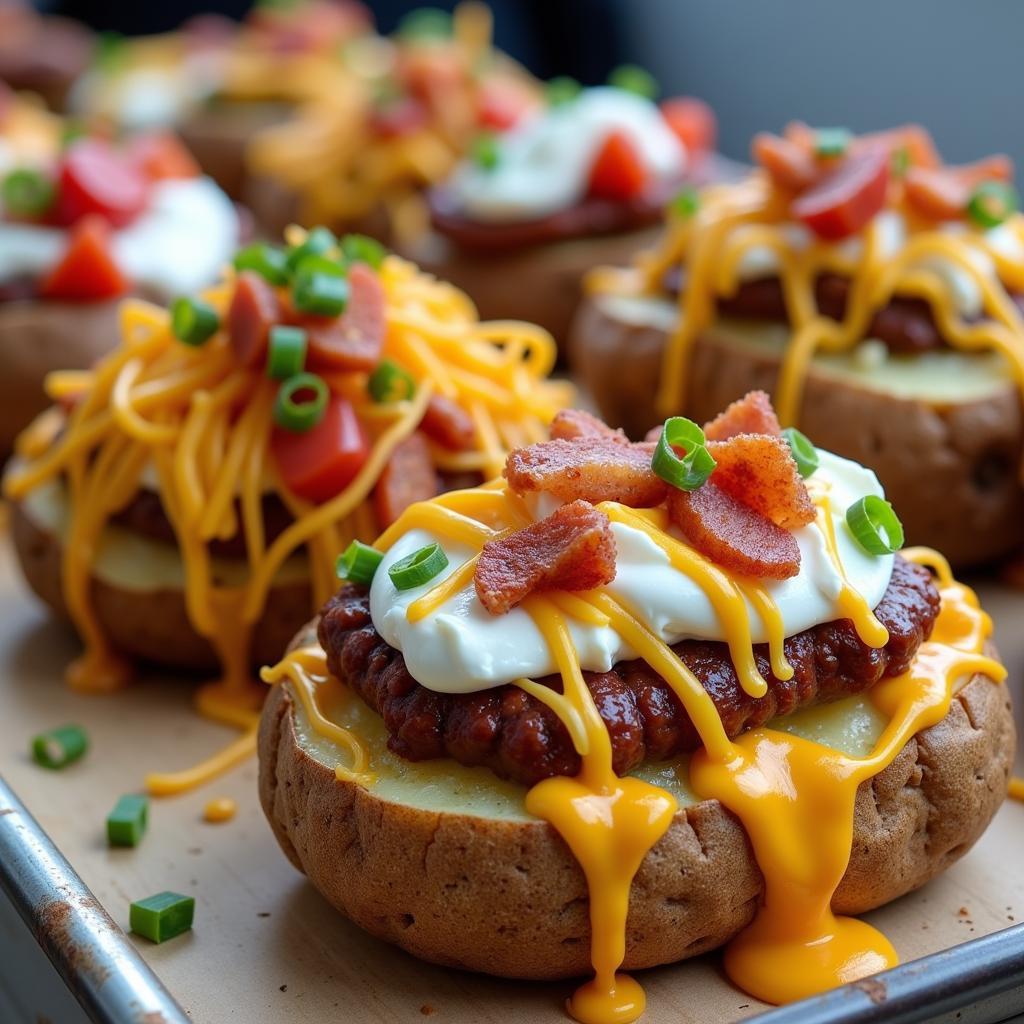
36,892 -> 114,993
853,977 -> 888,1004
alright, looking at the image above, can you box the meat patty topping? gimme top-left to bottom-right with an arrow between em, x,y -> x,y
318,555 -> 940,787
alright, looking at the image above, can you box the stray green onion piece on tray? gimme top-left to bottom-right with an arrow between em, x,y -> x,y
130,891 -> 195,944
107,794 -> 149,848
846,495 -> 905,555
473,132 -> 500,171
31,725 -> 88,770
967,181 -> 1018,229
273,372 -> 329,432
171,297 -> 220,347
782,427 -> 819,478
368,359 -> 416,403
341,234 -> 386,270
389,543 -> 449,591
336,540 -> 384,585
234,242 -> 290,286
671,186 -> 700,219
651,417 -> 716,491
267,325 -> 308,380
814,127 -> 851,158
2,168 -> 55,217
608,64 -> 658,100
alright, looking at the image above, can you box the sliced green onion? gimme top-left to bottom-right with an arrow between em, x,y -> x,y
31,725 -> 88,770
473,132 -> 500,171
93,30 -> 126,72
388,543 -> 449,591
967,181 -> 1019,230
651,417 -> 716,491
846,495 -> 904,555
814,127 -> 851,158
670,186 -> 700,219
266,325 -> 308,380
129,892 -> 195,944
781,427 -> 819,478
273,372 -> 329,432
60,121 -> 87,149
341,234 -> 386,270
233,242 -> 290,285
397,7 -> 452,39
171,297 -> 220,347
293,252 -> 346,279
546,76 -> 582,107
285,226 -> 337,273
891,146 -> 910,179
608,64 -> 658,100
107,794 -> 149,848
292,270 -> 350,316
2,169 -> 55,218
336,540 -> 384,585
368,359 -> 416,403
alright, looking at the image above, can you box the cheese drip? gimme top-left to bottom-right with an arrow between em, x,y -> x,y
265,483 -> 1004,1022
4,251 -> 569,795
586,175 -> 1024,426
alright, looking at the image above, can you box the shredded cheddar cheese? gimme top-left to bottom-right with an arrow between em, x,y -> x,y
5,250 -> 569,795
264,477 -> 1004,1021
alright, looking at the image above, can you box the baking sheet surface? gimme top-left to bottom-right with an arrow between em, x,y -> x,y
0,531 -> 1022,1024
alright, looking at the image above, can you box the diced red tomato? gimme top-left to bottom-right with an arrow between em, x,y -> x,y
369,96 -> 429,139
271,393 -> 370,504
791,146 -> 890,240
661,97 -> 717,157
128,132 -> 200,182
477,79 -> 534,131
751,132 -> 819,192
904,155 -> 1014,222
39,215 -> 128,301
587,130 -> 648,202
56,139 -> 149,229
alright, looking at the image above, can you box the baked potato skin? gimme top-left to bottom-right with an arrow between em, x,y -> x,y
11,499 -> 311,671
0,298 -> 124,459
569,295 -> 1024,569
258,625 -> 1014,980
398,227 -> 662,352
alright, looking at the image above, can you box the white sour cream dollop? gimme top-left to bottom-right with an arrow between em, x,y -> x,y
447,86 -> 686,224
370,449 -> 894,694
0,177 -> 240,298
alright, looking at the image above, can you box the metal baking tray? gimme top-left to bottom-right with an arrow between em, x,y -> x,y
4,765 -> 1024,1024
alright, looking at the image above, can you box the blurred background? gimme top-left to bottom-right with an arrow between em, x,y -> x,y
24,0 -> 1021,167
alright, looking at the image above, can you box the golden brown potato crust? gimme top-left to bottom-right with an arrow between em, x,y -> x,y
0,299 -> 122,459
11,499 -> 310,671
568,296 -> 1024,568
258,626 -> 1014,980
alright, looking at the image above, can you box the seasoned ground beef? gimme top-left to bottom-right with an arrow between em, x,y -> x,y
663,269 -> 1024,355
318,555 -> 940,786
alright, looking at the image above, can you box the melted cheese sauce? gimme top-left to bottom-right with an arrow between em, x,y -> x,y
586,175 -> 1024,425
263,476 -> 1006,1020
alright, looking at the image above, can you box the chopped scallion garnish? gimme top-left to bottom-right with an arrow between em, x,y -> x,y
341,234 -> 386,270
285,227 -> 337,273
171,297 -> 220,347
781,427 -> 819,478
107,794 -> 149,848
546,76 -> 582,107
368,359 -> 416,403
967,181 -> 1018,230
670,186 -> 700,219
814,127 -> 851,158
31,725 -> 88,770
388,543 -> 449,591
233,242 -> 290,285
266,325 -> 308,380
336,540 -> 384,585
846,495 -> 904,555
2,168 -> 55,218
608,64 -> 658,100
651,417 -> 716,491
473,132 -> 500,171
292,270 -> 349,316
273,372 -> 329,432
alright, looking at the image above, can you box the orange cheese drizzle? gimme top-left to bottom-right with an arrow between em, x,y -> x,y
263,485 -> 1003,1019
4,253 -> 569,796
586,174 -> 1024,428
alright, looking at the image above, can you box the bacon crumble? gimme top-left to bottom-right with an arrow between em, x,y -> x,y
474,499 -> 617,615
702,390 -> 782,441
550,408 -> 629,444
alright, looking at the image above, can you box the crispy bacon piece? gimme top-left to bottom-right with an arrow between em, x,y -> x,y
504,437 -> 665,507
373,432 -> 438,530
703,390 -> 783,441
668,484 -> 800,580
904,156 -> 1014,222
708,433 -> 815,530
474,500 -> 616,615
550,408 -> 628,444
228,271 -> 280,368
420,394 -> 477,451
